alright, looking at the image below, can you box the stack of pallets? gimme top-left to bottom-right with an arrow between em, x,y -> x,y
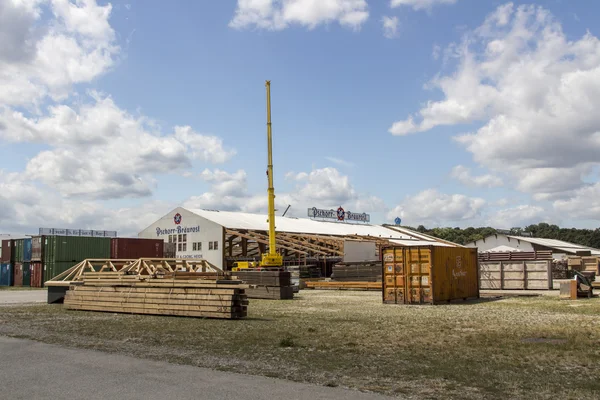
63,271 -> 248,319
330,261 -> 381,282
233,270 -> 294,300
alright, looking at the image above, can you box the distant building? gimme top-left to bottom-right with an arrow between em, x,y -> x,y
466,233 -> 600,259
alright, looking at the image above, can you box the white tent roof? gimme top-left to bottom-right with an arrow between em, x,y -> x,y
389,239 -> 454,248
506,235 -> 600,255
188,208 -> 430,241
483,245 -> 522,253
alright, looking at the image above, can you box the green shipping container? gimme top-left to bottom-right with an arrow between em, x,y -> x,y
14,239 -> 24,262
43,261 -> 78,284
22,262 -> 31,286
43,236 -> 110,263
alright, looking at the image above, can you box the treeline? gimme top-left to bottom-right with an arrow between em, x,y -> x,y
404,223 -> 600,248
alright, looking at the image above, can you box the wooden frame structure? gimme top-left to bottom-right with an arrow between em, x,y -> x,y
222,228 -> 422,271
45,258 -> 224,287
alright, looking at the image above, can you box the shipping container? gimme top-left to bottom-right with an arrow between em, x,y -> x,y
13,262 -> 24,287
110,238 -> 163,259
0,263 -> 13,286
43,261 -> 78,285
31,236 -> 43,261
14,239 -> 24,262
31,262 -> 43,287
22,262 -> 31,286
382,245 -> 479,305
1,240 -> 12,263
23,238 -> 32,262
43,236 -> 110,263
164,242 -> 176,258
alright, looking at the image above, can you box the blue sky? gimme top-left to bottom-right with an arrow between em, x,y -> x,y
1,0 -> 600,235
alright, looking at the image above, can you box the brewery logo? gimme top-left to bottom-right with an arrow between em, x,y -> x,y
336,206 -> 345,221
174,213 -> 182,225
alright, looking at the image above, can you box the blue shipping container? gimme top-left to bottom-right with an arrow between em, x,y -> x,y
0,263 -> 13,286
23,238 -> 32,262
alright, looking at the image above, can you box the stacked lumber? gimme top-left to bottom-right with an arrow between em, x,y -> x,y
330,261 -> 381,282
63,271 -> 248,319
567,256 -> 599,280
478,251 -> 553,261
305,281 -> 382,291
233,270 -> 294,300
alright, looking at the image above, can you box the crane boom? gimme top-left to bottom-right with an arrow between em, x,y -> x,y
261,80 -> 283,268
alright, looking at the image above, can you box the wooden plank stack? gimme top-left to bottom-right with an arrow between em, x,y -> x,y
330,261 -> 381,282
478,250 -> 553,261
46,258 -> 251,316
63,271 -> 249,319
233,270 -> 294,300
567,256 -> 599,281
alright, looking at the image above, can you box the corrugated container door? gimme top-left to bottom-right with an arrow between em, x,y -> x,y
404,247 -> 433,304
30,262 -> 43,287
14,239 -> 24,262
0,263 -> 13,286
13,263 -> 23,287
432,247 -> 479,303
22,262 -> 31,286
1,240 -> 13,263
110,238 -> 118,258
23,239 -> 32,262
31,236 -> 43,261
382,247 -> 406,304
43,263 -> 52,285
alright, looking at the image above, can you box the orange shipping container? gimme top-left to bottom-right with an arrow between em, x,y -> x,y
382,245 -> 479,305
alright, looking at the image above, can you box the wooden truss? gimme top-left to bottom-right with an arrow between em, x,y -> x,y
45,258 -> 224,286
223,229 -> 401,262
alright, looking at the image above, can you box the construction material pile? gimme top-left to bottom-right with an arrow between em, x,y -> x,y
568,256 -> 599,278
233,270 -> 293,300
50,258 -> 248,319
285,264 -> 320,293
330,261 -> 381,282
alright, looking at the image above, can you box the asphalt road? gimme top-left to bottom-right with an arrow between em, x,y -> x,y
0,289 -> 46,304
0,337 -> 394,400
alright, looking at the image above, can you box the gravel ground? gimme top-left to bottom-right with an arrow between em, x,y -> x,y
0,288 -> 46,304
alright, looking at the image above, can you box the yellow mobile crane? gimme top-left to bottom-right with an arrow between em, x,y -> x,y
232,81 -> 283,271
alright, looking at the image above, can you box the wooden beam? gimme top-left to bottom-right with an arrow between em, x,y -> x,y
226,229 -> 308,255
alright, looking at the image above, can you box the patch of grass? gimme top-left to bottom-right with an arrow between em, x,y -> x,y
278,336 -> 297,348
0,291 -> 599,399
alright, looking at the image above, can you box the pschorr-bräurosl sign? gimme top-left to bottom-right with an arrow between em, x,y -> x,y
307,207 -> 370,222
156,225 -> 200,237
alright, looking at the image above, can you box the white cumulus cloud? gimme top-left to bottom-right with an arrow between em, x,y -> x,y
185,167 -> 385,218
389,3 -> 600,200
386,189 -> 486,227
451,165 -> 503,188
229,0 -> 369,31
381,15 -> 399,38
486,205 -> 548,229
390,0 -> 457,12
